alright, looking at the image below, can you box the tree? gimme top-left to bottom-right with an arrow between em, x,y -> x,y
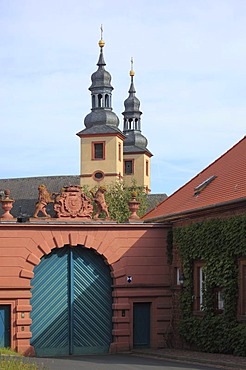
82,181 -> 147,223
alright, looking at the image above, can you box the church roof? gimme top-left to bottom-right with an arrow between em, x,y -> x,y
77,123 -> 124,137
0,175 -> 80,218
143,136 -> 246,221
123,144 -> 153,156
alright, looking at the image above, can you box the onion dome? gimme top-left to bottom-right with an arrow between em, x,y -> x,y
89,41 -> 113,90
123,68 -> 141,114
84,109 -> 119,128
83,30 -> 119,130
122,59 -> 148,150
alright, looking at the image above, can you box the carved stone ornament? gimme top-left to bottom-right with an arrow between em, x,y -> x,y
0,189 -> 15,220
54,186 -> 93,219
128,192 -> 140,221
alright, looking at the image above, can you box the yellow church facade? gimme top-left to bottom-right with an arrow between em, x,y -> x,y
78,133 -> 125,189
123,152 -> 151,192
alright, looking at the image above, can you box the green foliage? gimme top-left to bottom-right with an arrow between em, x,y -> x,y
174,215 -> 246,355
179,315 -> 235,354
167,229 -> 173,265
82,181 -> 147,223
0,357 -> 47,370
106,181 -> 147,223
0,348 -> 21,356
231,323 -> 246,356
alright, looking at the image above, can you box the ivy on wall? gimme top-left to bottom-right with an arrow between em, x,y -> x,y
167,229 -> 173,265
174,214 -> 246,356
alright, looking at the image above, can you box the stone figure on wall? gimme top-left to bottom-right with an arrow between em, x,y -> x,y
33,185 -> 54,218
90,186 -> 110,220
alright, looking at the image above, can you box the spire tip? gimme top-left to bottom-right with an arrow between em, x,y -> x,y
99,24 -> 105,48
130,57 -> 135,77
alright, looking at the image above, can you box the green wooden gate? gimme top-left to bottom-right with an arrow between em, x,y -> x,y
30,246 -> 112,357
133,302 -> 151,348
0,305 -> 10,348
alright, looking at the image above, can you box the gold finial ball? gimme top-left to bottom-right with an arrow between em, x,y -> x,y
130,69 -> 135,77
98,39 -> 105,48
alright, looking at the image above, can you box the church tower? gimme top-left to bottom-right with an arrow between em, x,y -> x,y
122,60 -> 152,192
77,29 -> 125,189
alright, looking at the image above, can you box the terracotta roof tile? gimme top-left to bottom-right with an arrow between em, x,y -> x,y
143,136 -> 246,221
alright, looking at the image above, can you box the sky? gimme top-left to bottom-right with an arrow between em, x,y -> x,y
0,0 -> 246,195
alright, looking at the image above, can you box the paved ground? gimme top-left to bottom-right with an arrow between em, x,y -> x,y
134,349 -> 246,370
19,353 -> 237,370
2,349 -> 246,370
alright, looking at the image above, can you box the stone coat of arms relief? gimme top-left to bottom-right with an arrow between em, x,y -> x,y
54,186 -> 93,219
33,185 -> 111,220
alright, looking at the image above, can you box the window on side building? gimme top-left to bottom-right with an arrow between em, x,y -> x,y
239,259 -> 246,317
214,287 -> 224,313
194,261 -> 204,312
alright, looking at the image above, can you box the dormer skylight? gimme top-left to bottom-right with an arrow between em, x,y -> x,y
194,175 -> 217,196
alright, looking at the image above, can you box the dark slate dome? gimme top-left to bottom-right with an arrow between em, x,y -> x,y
90,69 -> 112,89
82,38 -> 120,130
122,65 -> 149,152
89,48 -> 113,90
124,130 -> 148,149
84,109 -> 119,128
123,80 -> 141,113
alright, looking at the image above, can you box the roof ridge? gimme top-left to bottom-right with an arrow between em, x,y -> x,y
0,175 -> 80,181
143,136 -> 246,219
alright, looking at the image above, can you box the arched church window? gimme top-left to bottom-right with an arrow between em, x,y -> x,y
129,118 -> 133,130
123,118 -> 127,130
98,94 -> 102,108
135,118 -> 138,130
92,95 -> 96,108
105,94 -> 109,107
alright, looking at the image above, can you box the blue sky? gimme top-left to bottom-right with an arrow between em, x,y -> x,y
0,0 -> 245,195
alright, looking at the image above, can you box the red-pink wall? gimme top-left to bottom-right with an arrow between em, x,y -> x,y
0,222 -> 171,355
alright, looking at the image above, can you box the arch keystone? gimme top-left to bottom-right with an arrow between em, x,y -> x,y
53,234 -> 64,248
69,232 -> 79,247
85,234 -> 95,249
